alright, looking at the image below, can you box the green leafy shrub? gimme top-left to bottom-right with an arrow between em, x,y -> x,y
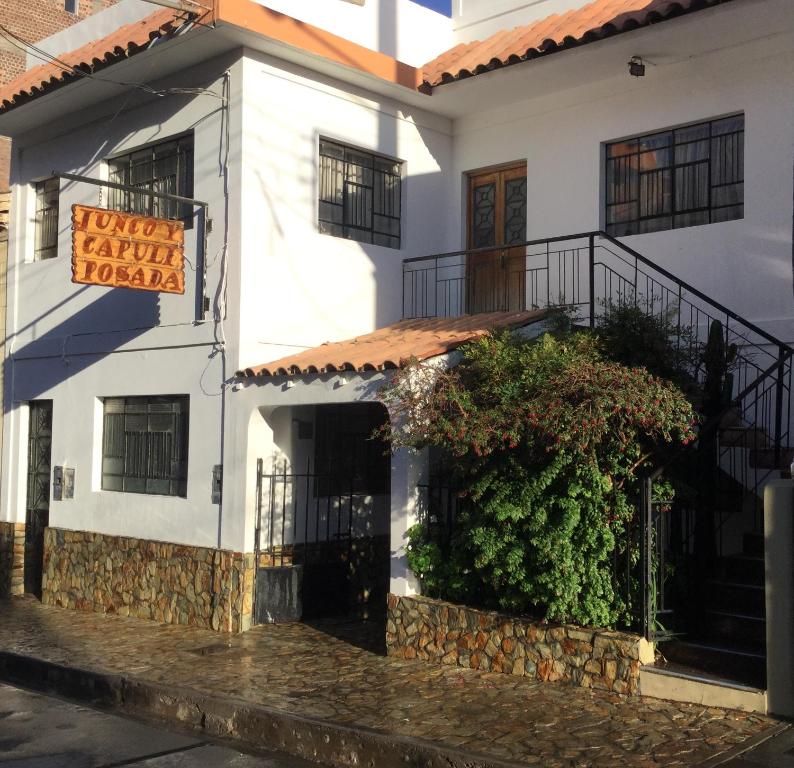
381,331 -> 695,627
595,300 -> 698,393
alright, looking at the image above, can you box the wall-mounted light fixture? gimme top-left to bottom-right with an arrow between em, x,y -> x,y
628,56 -> 646,77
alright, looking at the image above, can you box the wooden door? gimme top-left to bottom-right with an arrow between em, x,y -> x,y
467,164 -> 528,313
25,400 -> 52,598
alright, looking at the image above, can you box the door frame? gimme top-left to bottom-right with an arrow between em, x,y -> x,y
24,399 -> 53,598
465,161 -> 528,313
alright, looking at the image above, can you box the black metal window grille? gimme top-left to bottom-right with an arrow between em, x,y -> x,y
108,135 -> 194,227
102,396 -> 189,497
318,138 -> 402,249
34,177 -> 59,261
605,114 -> 744,236
314,404 -> 390,496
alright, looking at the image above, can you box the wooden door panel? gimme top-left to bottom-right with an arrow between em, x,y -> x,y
468,164 -> 527,313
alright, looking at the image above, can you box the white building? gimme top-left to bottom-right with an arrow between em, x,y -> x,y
0,0 -> 790,693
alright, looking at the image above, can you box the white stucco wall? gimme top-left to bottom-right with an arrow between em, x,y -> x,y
448,28 -> 794,342
0,53 -> 244,551
235,50 -> 453,369
2,0 -> 793,564
254,0 -> 452,67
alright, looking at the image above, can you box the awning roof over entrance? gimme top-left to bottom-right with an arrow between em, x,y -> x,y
238,310 -> 548,378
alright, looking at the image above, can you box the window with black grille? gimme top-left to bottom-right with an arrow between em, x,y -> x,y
108,135 -> 194,227
605,115 -> 744,236
34,177 -> 59,261
318,139 -> 402,249
314,404 -> 390,496
102,396 -> 189,497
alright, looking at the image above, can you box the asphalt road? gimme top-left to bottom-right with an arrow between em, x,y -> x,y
0,683 -> 317,767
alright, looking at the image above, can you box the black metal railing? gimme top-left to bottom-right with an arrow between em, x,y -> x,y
254,459 -> 389,569
405,231 -> 793,640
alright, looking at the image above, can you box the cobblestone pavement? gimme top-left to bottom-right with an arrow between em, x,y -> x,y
0,597 -> 779,767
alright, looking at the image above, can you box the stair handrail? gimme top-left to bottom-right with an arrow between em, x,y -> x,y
598,231 -> 793,354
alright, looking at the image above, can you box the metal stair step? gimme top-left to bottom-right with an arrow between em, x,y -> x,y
720,553 -> 765,586
660,640 -> 766,690
703,609 -> 766,650
749,447 -> 794,469
704,579 -> 765,617
742,532 -> 764,558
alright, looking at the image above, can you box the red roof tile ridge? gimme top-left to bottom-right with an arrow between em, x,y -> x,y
0,8 -> 188,110
238,309 -> 547,378
422,0 -> 734,88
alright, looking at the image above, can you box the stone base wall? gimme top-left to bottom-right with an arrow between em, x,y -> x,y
42,528 -> 255,633
0,522 -> 25,597
386,594 -> 654,695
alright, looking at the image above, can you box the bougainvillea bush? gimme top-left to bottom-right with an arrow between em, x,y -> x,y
380,330 -> 695,628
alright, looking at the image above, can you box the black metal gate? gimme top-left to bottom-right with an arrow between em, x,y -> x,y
25,401 -> 52,597
253,460 -> 389,623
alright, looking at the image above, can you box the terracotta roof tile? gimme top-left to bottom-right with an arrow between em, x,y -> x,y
0,9 -> 195,112
422,0 -> 737,88
239,310 -> 548,378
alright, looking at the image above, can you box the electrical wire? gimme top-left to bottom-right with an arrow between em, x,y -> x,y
0,18 -> 226,102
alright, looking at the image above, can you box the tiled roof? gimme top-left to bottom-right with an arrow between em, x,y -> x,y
422,0 -> 736,88
0,9 -> 194,112
239,310 -> 548,378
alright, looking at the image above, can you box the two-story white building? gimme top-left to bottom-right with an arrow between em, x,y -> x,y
0,0 -> 791,695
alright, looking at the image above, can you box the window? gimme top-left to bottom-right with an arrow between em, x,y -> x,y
64,0 -> 77,13
34,177 -> 60,260
318,139 -> 402,249
102,396 -> 189,497
108,135 -> 194,226
314,404 -> 390,495
605,114 -> 744,236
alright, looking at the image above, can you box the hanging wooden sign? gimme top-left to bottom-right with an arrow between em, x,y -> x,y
71,204 -> 185,294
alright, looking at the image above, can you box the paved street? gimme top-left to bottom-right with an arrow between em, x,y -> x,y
0,598 -> 781,768
0,682 -> 316,767
721,725 -> 794,767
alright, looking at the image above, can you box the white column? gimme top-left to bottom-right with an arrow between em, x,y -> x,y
389,445 -> 427,597
764,479 -> 794,717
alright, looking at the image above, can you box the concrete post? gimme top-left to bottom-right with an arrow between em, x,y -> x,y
764,479 -> 794,717
389,446 -> 427,597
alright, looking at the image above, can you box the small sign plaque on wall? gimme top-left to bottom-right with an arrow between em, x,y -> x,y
71,204 -> 185,294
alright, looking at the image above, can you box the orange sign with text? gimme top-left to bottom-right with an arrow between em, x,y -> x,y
71,205 -> 185,294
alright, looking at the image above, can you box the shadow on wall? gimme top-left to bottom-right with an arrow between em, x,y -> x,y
6,287 -> 160,404
247,105 -> 450,354
241,5 -> 454,361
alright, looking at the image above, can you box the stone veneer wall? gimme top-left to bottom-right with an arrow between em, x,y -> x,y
42,528 -> 255,633
0,522 -> 25,597
386,594 -> 654,695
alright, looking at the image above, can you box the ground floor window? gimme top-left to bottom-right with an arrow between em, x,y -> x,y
314,404 -> 389,495
102,396 -> 189,497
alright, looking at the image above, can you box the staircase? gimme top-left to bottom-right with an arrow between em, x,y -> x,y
402,230 -> 793,689
662,530 -> 767,689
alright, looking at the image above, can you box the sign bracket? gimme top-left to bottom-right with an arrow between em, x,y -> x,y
54,171 -> 211,321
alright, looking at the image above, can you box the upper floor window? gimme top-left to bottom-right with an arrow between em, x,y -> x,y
65,0 -> 78,13
34,177 -> 59,261
102,395 -> 189,497
605,114 -> 744,236
108,135 -> 194,226
318,139 -> 402,249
